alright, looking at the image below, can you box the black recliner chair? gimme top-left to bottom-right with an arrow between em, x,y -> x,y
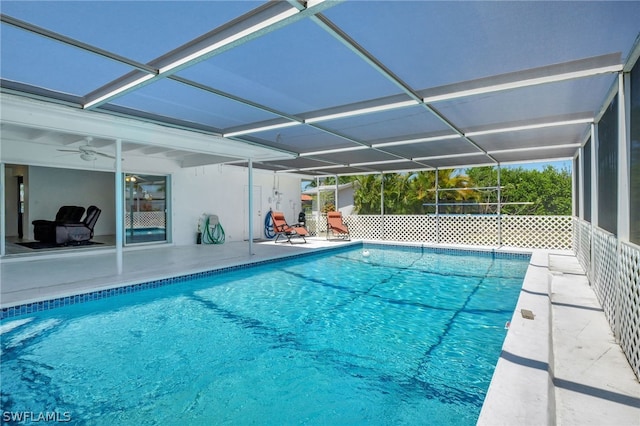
33,205 -> 101,245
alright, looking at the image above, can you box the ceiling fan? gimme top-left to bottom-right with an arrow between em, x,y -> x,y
57,137 -> 116,161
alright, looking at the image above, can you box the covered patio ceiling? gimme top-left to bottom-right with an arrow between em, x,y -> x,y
1,1 -> 639,176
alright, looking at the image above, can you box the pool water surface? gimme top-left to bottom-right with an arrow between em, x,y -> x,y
1,245 -> 529,425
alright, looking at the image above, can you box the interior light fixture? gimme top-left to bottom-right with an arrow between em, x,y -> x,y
299,146 -> 369,157
464,118 -> 593,138
224,121 -> 301,138
423,64 -> 622,103
84,74 -> 156,109
304,100 -> 418,124
372,134 -> 460,148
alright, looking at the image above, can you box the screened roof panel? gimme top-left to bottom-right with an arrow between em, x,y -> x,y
0,25 -> 134,96
492,146 -> 579,164
0,1 -> 261,63
433,76 -> 617,132
310,149 -> 400,166
310,165 -> 372,176
368,161 -> 429,173
177,17 -> 403,114
473,124 -> 589,153
382,138 -> 480,159
257,157 -> 338,171
316,105 -> 452,143
324,1 -> 640,90
1,1 -> 639,175
111,78 -> 279,131
234,125 -> 363,154
425,154 -> 494,170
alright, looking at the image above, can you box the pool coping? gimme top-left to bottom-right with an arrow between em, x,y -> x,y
477,250 -> 554,425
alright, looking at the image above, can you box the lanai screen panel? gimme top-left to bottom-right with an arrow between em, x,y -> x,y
317,105 -> 453,143
324,1 -> 640,90
111,78 -> 280,131
472,124 -> 590,152
631,62 -> 640,245
598,95 -> 619,235
0,25 -> 131,96
1,1 -> 260,61
433,77 -> 616,132
176,17 -> 403,116
383,137 -> 480,159
236,126 -> 362,154
2,1 -> 640,173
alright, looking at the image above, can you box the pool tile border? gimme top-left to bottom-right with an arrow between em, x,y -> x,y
1,243 -> 530,320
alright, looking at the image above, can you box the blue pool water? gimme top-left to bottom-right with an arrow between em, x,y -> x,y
1,246 -> 529,425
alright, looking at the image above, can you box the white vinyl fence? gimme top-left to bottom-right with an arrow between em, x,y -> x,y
308,214 -> 572,249
574,218 -> 640,380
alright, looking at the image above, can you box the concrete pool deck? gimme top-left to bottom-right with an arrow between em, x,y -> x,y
478,250 -> 640,426
1,240 -> 639,424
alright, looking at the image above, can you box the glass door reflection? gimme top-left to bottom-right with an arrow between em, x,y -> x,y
124,174 -> 167,244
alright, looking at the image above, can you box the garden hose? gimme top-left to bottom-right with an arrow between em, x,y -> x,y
264,210 -> 276,239
203,215 -> 225,244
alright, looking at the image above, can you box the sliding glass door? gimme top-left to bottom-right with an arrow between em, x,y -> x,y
124,174 -> 168,244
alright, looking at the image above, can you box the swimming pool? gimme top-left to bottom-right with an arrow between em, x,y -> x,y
1,245 -> 529,425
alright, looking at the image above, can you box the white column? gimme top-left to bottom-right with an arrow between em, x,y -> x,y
248,159 -> 254,255
334,174 -> 338,212
316,176 -> 320,234
497,165 -> 502,246
590,123 -> 599,280
617,72 -> 631,242
380,173 -> 384,216
380,173 -> 384,240
0,162 -> 5,256
591,123 -> 599,229
115,139 -> 123,274
435,169 -> 440,244
435,169 -> 439,215
577,148 -> 584,220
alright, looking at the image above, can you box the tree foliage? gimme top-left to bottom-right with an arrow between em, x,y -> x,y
353,165 -> 572,215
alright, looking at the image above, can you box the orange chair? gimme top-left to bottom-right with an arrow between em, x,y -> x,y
271,211 -> 309,244
327,211 -> 350,240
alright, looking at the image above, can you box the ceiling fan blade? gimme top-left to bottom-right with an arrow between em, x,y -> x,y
95,151 -> 116,159
57,149 -> 80,153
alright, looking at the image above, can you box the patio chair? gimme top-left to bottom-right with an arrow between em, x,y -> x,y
271,211 -> 308,244
33,205 -> 101,245
327,211 -> 350,240
33,206 -> 85,243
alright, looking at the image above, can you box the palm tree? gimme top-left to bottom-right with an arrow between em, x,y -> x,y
354,174 -> 381,214
436,169 -> 479,214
